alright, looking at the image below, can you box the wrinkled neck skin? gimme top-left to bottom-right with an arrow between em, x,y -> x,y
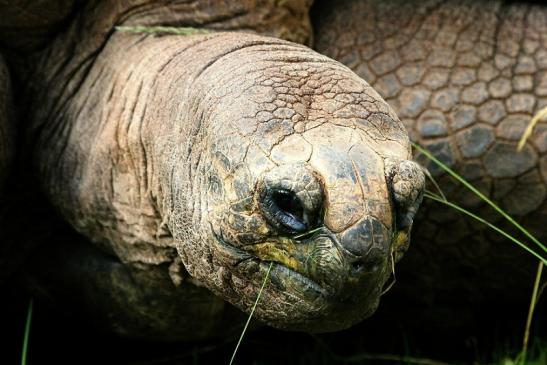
26,3 -> 424,333
0,0 -> 312,53
24,0 -> 313,266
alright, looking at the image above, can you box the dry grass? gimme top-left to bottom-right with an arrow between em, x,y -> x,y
115,26 -> 210,35
517,106 -> 547,151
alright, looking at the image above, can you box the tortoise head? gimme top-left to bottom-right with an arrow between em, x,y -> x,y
171,36 -> 425,332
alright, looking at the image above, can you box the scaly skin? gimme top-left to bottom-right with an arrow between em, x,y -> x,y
313,0 -> 547,325
21,2 -> 424,338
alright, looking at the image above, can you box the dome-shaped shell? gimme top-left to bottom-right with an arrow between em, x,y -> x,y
313,0 -> 547,331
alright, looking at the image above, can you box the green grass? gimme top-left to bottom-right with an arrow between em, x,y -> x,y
229,261 -> 274,365
517,106 -> 547,151
21,298 -> 33,365
423,192 -> 546,265
115,26 -> 210,35
413,142 -> 547,258
413,142 -> 545,365
491,339 -> 547,365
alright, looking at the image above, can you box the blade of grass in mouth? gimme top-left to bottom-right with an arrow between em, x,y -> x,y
229,261 -> 273,365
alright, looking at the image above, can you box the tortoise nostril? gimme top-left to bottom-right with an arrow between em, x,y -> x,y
351,261 -> 365,273
257,164 -> 324,234
260,189 -> 309,233
271,191 -> 304,222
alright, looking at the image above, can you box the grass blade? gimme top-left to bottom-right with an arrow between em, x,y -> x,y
424,192 -> 546,265
421,166 -> 447,201
21,298 -> 33,365
115,26 -> 209,35
518,106 -> 547,151
413,142 -> 547,255
518,261 -> 544,365
417,137 -> 547,365
229,261 -> 273,365
293,227 -> 324,240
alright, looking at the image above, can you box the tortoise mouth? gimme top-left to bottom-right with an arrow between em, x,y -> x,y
211,229 -> 332,297
209,225 -> 392,332
259,260 -> 327,296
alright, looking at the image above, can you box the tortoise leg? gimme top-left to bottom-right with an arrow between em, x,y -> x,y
27,228 -> 245,341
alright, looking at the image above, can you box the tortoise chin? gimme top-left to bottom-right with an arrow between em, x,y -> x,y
209,220 -> 394,332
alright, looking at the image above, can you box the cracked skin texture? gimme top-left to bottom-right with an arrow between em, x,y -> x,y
313,0 -> 547,326
16,1 -> 425,339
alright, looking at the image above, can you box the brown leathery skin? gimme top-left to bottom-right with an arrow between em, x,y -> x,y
22,0 -> 315,264
25,23 -> 425,336
313,0 -> 547,324
15,0 -> 315,140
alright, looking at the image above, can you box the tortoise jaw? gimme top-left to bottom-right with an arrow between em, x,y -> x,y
242,237 -> 345,296
208,223 -> 393,332
210,228 -> 338,297
260,260 -> 328,297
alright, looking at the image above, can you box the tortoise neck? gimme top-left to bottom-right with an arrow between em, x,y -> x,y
20,0 -> 312,266
22,0 -> 313,84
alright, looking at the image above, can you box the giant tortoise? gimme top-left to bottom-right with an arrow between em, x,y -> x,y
0,0 -> 544,341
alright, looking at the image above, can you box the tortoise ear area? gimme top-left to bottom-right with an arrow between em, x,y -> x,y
385,159 -> 426,262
